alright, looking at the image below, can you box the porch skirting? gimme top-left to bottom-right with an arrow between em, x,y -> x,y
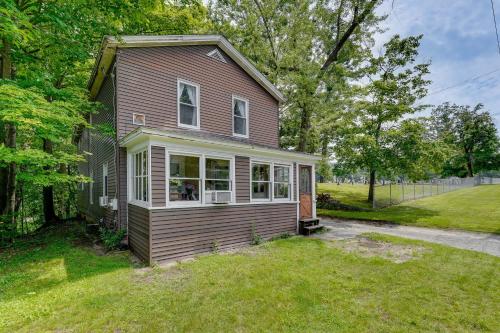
128,203 -> 297,264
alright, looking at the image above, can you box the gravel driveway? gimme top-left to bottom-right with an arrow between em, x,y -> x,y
317,218 -> 500,257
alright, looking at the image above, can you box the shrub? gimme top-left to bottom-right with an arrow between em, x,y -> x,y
251,224 -> 263,245
316,193 -> 368,211
99,227 -> 126,250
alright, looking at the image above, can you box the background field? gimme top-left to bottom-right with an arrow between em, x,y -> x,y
317,184 -> 500,234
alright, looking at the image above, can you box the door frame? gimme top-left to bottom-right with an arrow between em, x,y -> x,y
296,163 -> 316,229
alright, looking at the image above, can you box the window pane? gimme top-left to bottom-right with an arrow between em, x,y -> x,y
252,182 -> 269,199
205,158 -> 230,179
169,179 -> 200,201
143,151 -> 148,176
252,164 -> 269,181
234,117 -> 246,135
180,104 -> 197,126
274,183 -> 289,199
179,83 -> 196,106
206,180 -> 230,191
143,177 -> 148,201
170,155 -> 199,178
233,99 -> 246,117
274,166 -> 289,182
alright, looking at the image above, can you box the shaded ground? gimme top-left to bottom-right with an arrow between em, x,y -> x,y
318,218 -> 500,257
1,223 -> 499,332
317,185 -> 500,234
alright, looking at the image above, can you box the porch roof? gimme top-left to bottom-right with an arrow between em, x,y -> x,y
119,127 -> 321,162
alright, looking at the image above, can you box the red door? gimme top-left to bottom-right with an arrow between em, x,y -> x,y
299,165 -> 312,219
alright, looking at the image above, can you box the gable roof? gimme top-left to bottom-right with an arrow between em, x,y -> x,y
88,35 -> 284,102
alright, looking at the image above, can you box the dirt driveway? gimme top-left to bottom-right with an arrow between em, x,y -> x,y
317,218 -> 500,257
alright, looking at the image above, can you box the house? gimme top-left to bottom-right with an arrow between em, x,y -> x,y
78,35 -> 321,264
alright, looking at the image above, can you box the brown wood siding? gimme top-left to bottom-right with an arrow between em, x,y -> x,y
128,204 -> 150,263
118,147 -> 128,229
116,46 -> 279,147
151,146 -> 166,206
149,203 -> 296,263
235,156 -> 250,202
78,66 -> 119,227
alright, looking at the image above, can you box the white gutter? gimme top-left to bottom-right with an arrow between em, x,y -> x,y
119,127 -> 322,162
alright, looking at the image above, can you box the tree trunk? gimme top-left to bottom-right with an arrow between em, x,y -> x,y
42,139 -> 58,224
368,169 -> 376,203
1,39 -> 16,238
297,106 -> 311,152
466,154 -> 474,177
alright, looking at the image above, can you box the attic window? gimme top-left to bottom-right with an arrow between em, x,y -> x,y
207,49 -> 227,63
133,113 -> 145,126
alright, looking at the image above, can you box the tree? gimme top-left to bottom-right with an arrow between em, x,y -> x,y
334,35 -> 435,202
209,0 -> 383,152
432,103 -> 500,177
1,0 -> 210,237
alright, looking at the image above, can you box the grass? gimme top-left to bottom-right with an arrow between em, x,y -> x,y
1,224 -> 499,332
317,184 -> 500,234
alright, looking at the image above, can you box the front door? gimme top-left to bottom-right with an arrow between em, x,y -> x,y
299,165 -> 312,219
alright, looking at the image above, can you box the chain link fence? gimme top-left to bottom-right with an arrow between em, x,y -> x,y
372,176 -> 500,208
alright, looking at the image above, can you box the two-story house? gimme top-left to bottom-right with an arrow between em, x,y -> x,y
78,35 -> 320,264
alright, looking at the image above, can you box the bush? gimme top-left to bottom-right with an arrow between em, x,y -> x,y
316,193 -> 368,211
251,224 -> 263,245
99,227 -> 126,250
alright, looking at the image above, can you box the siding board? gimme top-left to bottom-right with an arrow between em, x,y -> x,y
149,203 -> 296,263
151,146 -> 166,207
116,46 -> 279,147
128,204 -> 150,263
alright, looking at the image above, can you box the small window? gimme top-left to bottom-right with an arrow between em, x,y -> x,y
274,165 -> 291,200
132,150 -> 149,202
133,113 -> 145,126
251,163 -> 270,200
102,163 -> 108,198
178,80 -> 199,129
169,155 -> 200,202
233,97 -> 248,137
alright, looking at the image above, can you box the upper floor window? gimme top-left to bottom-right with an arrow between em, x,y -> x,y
132,150 -> 149,202
233,96 -> 248,137
178,80 -> 200,129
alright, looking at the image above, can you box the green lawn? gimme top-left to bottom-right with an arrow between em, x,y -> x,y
317,184 -> 500,234
1,225 -> 499,332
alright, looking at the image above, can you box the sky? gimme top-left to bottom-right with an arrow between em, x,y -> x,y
374,0 -> 500,129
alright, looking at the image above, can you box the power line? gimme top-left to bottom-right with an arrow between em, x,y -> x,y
427,67 -> 500,96
491,0 -> 500,55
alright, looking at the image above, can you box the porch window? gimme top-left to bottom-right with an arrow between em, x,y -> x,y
233,96 -> 248,137
169,155 -> 200,202
178,80 -> 199,129
274,165 -> 290,199
205,158 -> 231,191
251,163 -> 270,200
132,150 -> 149,202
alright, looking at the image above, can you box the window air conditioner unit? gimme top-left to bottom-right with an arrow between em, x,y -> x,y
99,196 -> 108,207
205,191 -> 232,204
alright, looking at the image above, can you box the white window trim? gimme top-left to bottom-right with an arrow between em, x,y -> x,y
130,148 -> 149,205
133,113 -> 146,126
166,150 -> 236,207
250,160 -> 293,203
232,95 -> 249,138
204,156 -> 233,202
177,79 -> 200,130
250,161 -> 272,202
273,164 -> 292,201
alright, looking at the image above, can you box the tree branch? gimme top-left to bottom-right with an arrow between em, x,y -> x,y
321,0 -> 379,71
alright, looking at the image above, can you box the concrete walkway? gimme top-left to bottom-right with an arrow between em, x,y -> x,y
317,218 -> 500,257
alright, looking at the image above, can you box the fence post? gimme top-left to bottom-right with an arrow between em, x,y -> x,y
389,183 -> 392,206
401,181 -> 404,202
